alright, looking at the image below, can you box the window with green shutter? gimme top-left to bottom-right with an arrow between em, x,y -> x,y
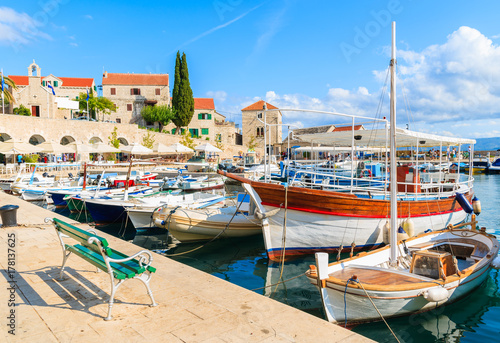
42,81 -> 46,86
54,81 -> 58,87
202,128 -> 209,135
198,113 -> 202,120
208,113 -> 212,120
172,128 -> 176,134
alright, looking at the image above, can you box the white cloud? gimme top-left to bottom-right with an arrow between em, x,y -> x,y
206,90 -> 227,103
84,14 -> 93,20
241,27 -> 500,137
0,7 -> 51,45
70,42 -> 78,47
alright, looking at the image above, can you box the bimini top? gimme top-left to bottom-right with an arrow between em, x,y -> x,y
297,127 -> 476,148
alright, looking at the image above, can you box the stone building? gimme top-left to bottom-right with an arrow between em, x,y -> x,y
162,98 -> 240,147
241,100 -> 282,154
101,72 -> 170,124
8,61 -> 94,119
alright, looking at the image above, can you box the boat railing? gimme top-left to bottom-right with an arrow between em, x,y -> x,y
284,166 -> 473,199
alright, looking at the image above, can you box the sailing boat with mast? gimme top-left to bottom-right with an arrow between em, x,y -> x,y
304,22 -> 499,325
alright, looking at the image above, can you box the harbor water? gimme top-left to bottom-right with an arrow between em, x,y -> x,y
45,174 -> 500,343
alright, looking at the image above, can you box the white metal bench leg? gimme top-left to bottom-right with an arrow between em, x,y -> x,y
105,275 -> 124,321
59,251 -> 72,280
136,271 -> 158,307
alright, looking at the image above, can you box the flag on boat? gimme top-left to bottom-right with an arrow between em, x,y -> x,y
48,84 -> 55,95
1,71 -> 4,92
86,88 -> 89,101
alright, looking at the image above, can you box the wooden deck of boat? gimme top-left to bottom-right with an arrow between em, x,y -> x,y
0,191 -> 373,342
330,266 -> 426,286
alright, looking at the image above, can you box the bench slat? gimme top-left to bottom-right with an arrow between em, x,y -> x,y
54,218 -> 112,256
68,244 -> 136,279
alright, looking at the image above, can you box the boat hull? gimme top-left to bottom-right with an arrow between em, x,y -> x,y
155,207 -> 261,242
219,171 -> 471,261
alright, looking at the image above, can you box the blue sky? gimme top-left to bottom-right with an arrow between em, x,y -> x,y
2,0 -> 500,139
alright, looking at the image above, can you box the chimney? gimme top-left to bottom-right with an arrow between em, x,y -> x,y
103,71 -> 108,78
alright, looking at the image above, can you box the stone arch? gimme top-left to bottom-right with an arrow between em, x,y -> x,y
89,137 -> 103,144
0,133 -> 13,142
29,134 -> 46,145
118,137 -> 128,145
60,136 -> 76,145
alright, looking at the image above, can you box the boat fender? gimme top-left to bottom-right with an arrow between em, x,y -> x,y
403,218 -> 415,237
472,196 -> 481,215
423,287 -> 449,302
154,219 -> 165,227
383,221 -> 390,244
492,255 -> 500,269
397,223 -> 410,241
456,193 -> 473,214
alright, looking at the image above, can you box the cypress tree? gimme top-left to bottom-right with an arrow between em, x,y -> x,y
172,51 -> 181,112
172,52 -> 194,133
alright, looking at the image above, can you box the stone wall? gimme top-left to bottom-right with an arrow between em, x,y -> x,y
0,114 -> 242,159
242,109 -> 282,154
102,84 -> 170,124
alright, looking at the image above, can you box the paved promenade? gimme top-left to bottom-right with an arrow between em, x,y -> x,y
0,191 -> 372,342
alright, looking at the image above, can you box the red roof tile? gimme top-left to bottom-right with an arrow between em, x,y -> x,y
241,100 -> 278,111
333,125 -> 364,132
8,75 -> 94,88
194,98 -> 215,110
103,73 -> 169,86
8,75 -> 29,86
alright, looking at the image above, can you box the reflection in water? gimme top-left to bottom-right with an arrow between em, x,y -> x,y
45,174 -> 500,342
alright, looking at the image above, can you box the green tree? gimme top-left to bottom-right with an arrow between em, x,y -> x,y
108,127 -> 120,148
171,51 -> 194,133
172,51 -> 181,110
13,104 -> 31,116
141,105 -> 174,131
1,75 -> 18,104
75,92 -> 116,120
142,131 -> 155,149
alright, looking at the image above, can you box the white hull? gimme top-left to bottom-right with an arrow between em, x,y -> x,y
156,206 -> 261,242
307,229 -> 498,324
261,205 -> 468,259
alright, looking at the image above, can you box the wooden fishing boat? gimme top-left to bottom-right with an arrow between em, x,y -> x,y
222,170 -> 473,261
306,222 -> 499,325
224,22 -> 476,263
305,22 -> 499,326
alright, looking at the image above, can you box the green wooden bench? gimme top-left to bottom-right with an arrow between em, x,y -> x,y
46,217 -> 158,320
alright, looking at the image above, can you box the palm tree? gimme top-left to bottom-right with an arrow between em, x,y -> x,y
1,75 -> 18,104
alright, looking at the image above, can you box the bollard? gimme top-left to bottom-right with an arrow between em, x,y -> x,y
0,205 -> 19,227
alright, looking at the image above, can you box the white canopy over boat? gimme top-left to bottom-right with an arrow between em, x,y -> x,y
297,128 -> 475,148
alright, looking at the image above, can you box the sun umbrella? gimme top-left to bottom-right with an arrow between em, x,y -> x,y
0,140 -> 40,154
152,142 -> 176,154
194,142 -> 222,153
119,143 -> 154,155
91,142 -> 120,153
66,142 -> 96,154
34,141 -> 75,154
169,142 -> 194,153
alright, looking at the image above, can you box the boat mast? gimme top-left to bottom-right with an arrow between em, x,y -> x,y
389,21 -> 398,265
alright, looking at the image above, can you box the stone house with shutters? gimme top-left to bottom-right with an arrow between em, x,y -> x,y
163,98 -> 238,147
241,100 -> 282,154
101,72 -> 170,124
8,60 -> 95,119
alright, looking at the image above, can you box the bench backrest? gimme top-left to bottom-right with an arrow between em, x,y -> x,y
53,218 -> 111,256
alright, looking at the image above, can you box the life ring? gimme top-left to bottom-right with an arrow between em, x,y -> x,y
359,169 -> 372,178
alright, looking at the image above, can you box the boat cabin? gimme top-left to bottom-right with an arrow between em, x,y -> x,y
409,250 -> 457,280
